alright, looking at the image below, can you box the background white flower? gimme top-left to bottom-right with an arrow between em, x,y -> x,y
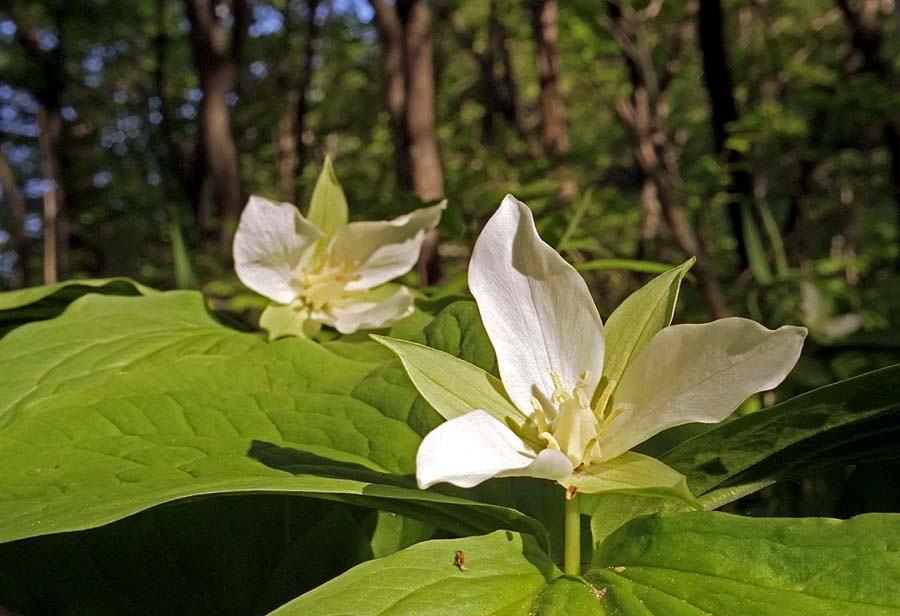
233,157 -> 445,338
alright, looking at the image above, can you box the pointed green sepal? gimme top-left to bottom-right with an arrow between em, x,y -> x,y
307,154 -> 349,236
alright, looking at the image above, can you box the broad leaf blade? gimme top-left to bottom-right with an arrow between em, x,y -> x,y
601,259 -> 693,388
530,577 -> 605,615
307,154 -> 348,236
269,531 -> 560,616
0,292 -> 546,546
0,277 -> 152,337
587,512 -> 900,615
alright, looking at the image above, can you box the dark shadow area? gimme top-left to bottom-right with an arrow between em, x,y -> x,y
247,440 -> 417,489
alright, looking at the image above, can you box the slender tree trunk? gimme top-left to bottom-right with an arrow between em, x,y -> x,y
6,4 -> 69,282
637,179 -> 663,260
402,1 -> 444,201
697,0 -> 751,270
293,0 -> 324,188
183,0 -> 247,247
0,145 -> 30,288
275,0 -> 324,203
531,0 -> 570,156
371,0 -> 445,283
199,62 -> 242,242
371,0 -> 412,190
155,0 -> 204,220
36,108 -> 65,284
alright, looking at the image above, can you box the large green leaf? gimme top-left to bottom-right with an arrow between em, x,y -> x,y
269,530 -> 560,616
0,495 -> 375,616
587,512 -> 900,615
589,362 -> 900,545
0,277 -> 152,336
415,300 -> 497,373
529,577 -> 605,615
600,259 -> 693,389
0,291 -> 546,546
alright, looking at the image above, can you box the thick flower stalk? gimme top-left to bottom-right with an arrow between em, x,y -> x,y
376,195 -> 807,500
233,158 -> 445,339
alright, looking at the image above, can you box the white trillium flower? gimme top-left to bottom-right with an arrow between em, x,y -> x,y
233,159 -> 445,338
376,195 -> 807,499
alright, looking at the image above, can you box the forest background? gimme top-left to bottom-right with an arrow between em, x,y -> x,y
2,0 -> 900,513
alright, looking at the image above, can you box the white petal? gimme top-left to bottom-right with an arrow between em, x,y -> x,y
233,196 -> 324,303
329,202 -> 446,291
316,285 -> 414,334
603,318 -> 807,460
468,195 -> 605,416
416,410 -> 573,489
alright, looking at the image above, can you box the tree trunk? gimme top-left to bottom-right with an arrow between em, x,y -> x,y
402,0 -> 444,201
200,62 -> 242,244
155,0 -> 205,222
531,0 -> 569,156
697,0 -> 751,270
370,0 -> 445,283
183,0 -> 247,247
371,0 -> 413,191
36,108 -> 66,284
6,4 -> 69,282
0,145 -> 30,288
275,0 -> 323,204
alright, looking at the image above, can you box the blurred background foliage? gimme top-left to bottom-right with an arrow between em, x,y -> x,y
1,0 -> 899,515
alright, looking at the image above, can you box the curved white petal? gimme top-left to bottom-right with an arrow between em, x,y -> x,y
603,318 -> 807,460
416,410 -> 573,489
329,202 -> 446,291
233,196 -> 324,303
316,285 -> 414,334
469,195 -> 605,416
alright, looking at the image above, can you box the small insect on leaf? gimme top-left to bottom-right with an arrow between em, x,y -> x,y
454,550 -> 467,571
590,585 -> 607,600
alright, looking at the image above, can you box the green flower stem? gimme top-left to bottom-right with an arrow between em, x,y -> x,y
564,492 -> 580,576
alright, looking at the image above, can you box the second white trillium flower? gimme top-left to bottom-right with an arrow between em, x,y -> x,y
377,195 -> 807,500
233,157 -> 445,339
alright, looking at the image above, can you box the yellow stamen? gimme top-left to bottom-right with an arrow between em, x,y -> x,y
541,431 -> 561,450
593,379 -> 617,421
531,398 -> 548,434
580,436 -> 599,466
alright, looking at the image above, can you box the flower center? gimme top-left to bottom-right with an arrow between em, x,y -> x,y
297,256 -> 361,311
531,371 -> 626,469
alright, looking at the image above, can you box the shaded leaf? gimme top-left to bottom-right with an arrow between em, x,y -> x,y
270,531 -> 560,616
587,512 -> 900,615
